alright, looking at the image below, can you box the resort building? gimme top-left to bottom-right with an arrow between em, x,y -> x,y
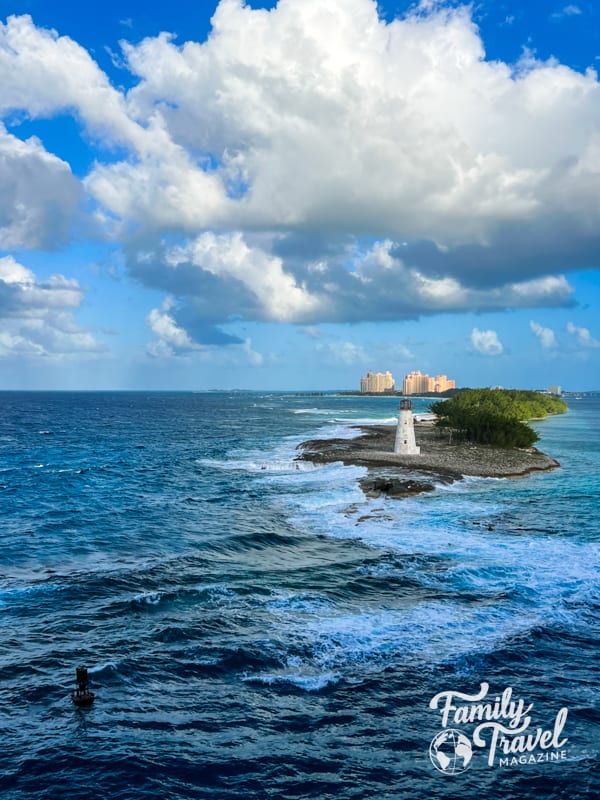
402,371 -> 431,395
433,374 -> 456,393
360,371 -> 395,393
402,371 -> 456,395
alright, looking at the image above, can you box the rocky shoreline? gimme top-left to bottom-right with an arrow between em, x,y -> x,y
296,422 -> 560,499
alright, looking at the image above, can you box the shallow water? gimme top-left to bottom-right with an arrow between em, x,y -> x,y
0,391 -> 598,798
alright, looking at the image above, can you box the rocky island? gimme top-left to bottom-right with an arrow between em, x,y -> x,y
297,422 -> 560,498
297,387 -> 566,499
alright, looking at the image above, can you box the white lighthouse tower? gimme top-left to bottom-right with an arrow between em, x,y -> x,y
394,399 -> 420,455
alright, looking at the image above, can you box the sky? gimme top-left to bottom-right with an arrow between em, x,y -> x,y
1,0 -> 600,391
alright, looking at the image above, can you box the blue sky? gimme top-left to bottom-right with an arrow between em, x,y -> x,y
1,0 -> 599,390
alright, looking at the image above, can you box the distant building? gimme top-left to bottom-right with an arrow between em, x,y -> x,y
434,374 -> 456,393
360,370 -> 395,393
548,385 -> 562,396
402,370 -> 455,395
402,371 -> 431,395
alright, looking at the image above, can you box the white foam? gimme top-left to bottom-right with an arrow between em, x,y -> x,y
88,661 -> 120,675
292,408 -> 339,415
265,448 -> 599,672
267,592 -> 335,615
196,454 -> 322,474
0,582 -> 60,611
243,670 -> 340,691
331,416 -> 397,425
264,579 -> 596,678
301,601 -> 538,666
196,419 -> 366,476
133,591 -> 163,605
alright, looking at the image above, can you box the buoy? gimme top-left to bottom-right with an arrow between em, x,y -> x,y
71,665 -> 95,706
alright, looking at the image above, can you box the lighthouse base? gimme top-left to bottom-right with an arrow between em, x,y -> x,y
394,441 -> 420,455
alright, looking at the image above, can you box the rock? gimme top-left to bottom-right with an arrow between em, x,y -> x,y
359,476 -> 435,499
297,423 -> 559,480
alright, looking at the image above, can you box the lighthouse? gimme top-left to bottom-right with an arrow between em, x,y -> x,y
394,399 -> 420,455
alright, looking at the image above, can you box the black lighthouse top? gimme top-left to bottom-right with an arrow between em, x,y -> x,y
400,399 -> 412,411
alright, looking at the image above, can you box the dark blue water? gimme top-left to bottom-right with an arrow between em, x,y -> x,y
0,392 -> 598,799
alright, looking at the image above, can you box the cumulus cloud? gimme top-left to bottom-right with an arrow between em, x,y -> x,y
0,123 -> 81,249
0,14 -> 149,151
471,327 -> 504,356
566,321 -> 600,347
0,14 -> 230,236
129,234 -> 575,328
166,232 -> 323,322
1,2 -> 600,334
0,256 -> 103,358
145,295 -> 265,365
146,296 -> 202,357
0,255 -> 82,313
111,0 -> 600,253
530,320 -> 558,349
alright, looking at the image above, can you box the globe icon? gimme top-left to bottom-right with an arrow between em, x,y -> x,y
429,729 -> 473,774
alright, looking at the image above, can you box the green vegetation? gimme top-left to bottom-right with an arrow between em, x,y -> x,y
430,389 -> 567,449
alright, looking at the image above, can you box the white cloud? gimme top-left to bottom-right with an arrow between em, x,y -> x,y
0,256 -> 32,285
110,0 -> 600,245
146,296 -> 201,356
566,321 -> 600,347
166,232 -> 323,322
145,296 -> 266,365
0,255 -> 103,358
4,4 -> 599,250
344,239 -> 574,319
130,234 -> 576,327
86,154 -> 229,234
0,14 -> 231,234
530,320 -> 558,349
241,337 -> 264,365
0,255 -> 83,311
0,15 -> 148,151
470,327 -> 504,356
0,123 -> 81,249
114,0 -> 597,326
551,5 -> 583,21
509,275 -> 573,301
1,2 -> 599,334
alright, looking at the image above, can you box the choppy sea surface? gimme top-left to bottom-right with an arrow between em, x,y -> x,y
0,391 -> 598,799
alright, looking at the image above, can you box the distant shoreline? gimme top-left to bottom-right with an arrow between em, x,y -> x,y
297,422 -> 560,497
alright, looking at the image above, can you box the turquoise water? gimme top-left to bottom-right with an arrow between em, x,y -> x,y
0,392 -> 597,798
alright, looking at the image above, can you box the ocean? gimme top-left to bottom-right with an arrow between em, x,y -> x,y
0,391 -> 597,799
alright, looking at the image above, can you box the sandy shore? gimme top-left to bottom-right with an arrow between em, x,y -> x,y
296,422 -> 560,497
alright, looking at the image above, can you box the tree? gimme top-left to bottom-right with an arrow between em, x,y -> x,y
429,388 -> 565,448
